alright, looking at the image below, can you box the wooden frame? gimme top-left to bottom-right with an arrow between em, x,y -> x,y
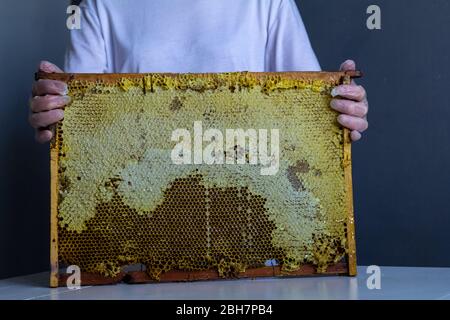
38,71 -> 361,287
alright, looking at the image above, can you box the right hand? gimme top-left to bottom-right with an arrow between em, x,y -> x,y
29,61 -> 70,143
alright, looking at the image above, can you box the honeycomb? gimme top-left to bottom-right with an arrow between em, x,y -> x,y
49,72 -> 355,282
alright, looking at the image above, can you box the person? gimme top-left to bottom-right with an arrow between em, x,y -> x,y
29,0 -> 368,143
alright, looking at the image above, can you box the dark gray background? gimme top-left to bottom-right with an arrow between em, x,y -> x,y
0,0 -> 449,279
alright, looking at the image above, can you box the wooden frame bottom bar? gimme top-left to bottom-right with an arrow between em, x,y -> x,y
57,262 -> 349,287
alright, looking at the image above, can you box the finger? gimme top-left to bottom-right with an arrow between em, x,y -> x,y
39,61 -> 64,73
30,95 -> 70,113
29,109 -> 64,129
340,59 -> 356,72
330,99 -> 368,117
339,60 -> 357,85
337,114 -> 368,132
331,84 -> 366,102
35,129 -> 53,144
32,79 -> 68,96
350,130 -> 362,142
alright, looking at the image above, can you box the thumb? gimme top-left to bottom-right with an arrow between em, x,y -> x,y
38,60 -> 63,73
340,59 -> 356,72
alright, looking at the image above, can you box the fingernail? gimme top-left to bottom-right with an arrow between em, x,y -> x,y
40,61 -> 49,71
62,96 -> 71,104
331,88 -> 340,97
56,83 -> 68,95
330,99 -> 338,109
40,61 -> 56,73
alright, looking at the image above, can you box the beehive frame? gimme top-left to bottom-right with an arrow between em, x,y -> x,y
37,70 -> 360,287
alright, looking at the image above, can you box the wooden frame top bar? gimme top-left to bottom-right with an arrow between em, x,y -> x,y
36,70 -> 362,83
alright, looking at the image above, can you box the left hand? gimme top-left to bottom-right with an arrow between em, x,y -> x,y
330,60 -> 369,141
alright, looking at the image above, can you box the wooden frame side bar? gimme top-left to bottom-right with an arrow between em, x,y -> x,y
342,75 -> 357,276
49,136 -> 60,287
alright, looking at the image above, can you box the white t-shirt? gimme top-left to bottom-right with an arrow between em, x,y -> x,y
64,0 -> 321,73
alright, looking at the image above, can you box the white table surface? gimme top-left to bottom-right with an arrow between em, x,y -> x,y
1,266 -> 449,300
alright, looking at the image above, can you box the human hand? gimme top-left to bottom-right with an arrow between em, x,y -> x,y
330,60 -> 369,141
29,61 -> 69,143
